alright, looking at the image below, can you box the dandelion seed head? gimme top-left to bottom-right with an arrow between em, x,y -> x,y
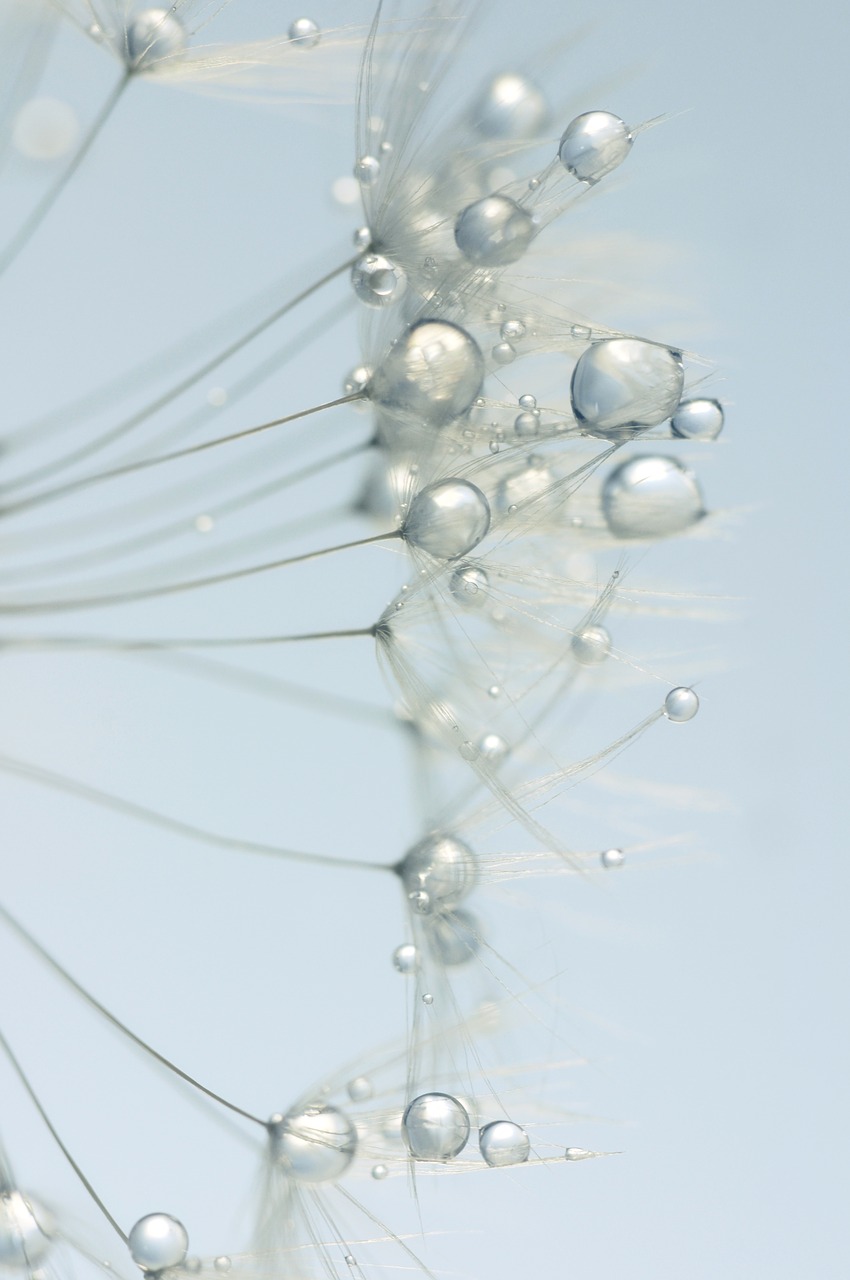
402,1093 -> 470,1161
127,1214 -> 189,1273
602,455 -> 705,539
671,398 -> 725,440
559,111 -> 633,183
570,338 -> 684,436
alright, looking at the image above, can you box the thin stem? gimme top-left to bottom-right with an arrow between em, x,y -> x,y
0,1026 -> 128,1245
0,904 -> 266,1128
0,626 -> 378,649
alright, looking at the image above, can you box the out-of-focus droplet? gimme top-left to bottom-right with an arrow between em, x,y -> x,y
351,253 -> 406,307
403,480 -> 491,559
371,1163 -> 388,1180
602,455 -> 704,538
126,9 -> 186,70
269,1106 -> 357,1183
492,341 -> 516,364
501,320 -> 525,341
288,17 -> 320,47
12,98 -> 79,161
428,909 -> 480,967
398,833 -> 478,913
664,686 -> 699,722
213,1258 -> 231,1274
671,398 -> 724,440
0,1193 -> 53,1268
402,1093 -> 470,1160
565,1146 -> 593,1160
559,111 -> 632,182
370,320 -> 484,426
478,732 -> 509,764
600,848 -> 625,869
479,1120 -> 530,1167
471,72 -> 549,139
354,155 -> 381,185
392,943 -> 418,974
571,339 -> 684,435
455,195 -> 535,266
571,624 -> 611,665
347,1076 -> 374,1102
514,410 -> 539,437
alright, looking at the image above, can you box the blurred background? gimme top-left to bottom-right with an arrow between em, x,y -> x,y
0,1 -> 846,1278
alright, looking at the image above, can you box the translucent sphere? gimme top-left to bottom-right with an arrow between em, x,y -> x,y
351,253 -> 406,308
479,1120 -> 530,1167
571,339 -> 684,435
671,397 -> 725,440
402,1093 -> 470,1160
571,624 -> 611,665
471,72 -> 549,139
428,909 -> 480,967
478,732 -> 509,764
12,98 -> 78,161
354,155 -> 381,185
392,942 -> 418,974
403,480 -> 491,559
454,195 -> 535,266
269,1105 -> 357,1183
126,10 -> 186,70
0,1192 -> 53,1268
369,321 -> 485,426
347,1076 -> 374,1102
398,833 -> 477,912
664,686 -> 699,722
448,562 -> 489,607
602,455 -> 705,539
288,17 -> 320,47
128,1214 -> 189,1273
559,111 -> 632,182
565,1146 -> 593,1160
600,847 -> 625,869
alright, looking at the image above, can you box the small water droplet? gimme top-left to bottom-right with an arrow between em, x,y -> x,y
479,1120 -> 530,1167
422,992 -> 434,1005
570,323 -> 592,341
571,624 -> 611,665
571,339 -> 684,436
371,1163 -> 389,1180
347,1076 -> 374,1102
514,410 -> 539,437
559,111 -> 632,182
353,225 -> 371,250
488,685 -> 501,698
478,733 -> 509,764
214,1258 -> 232,1274
392,943 -> 418,974
456,195 -> 534,266
664,686 -> 699,722
671,397 -> 725,440
501,319 -> 526,341
354,155 -> 381,185
492,341 -> 517,365
600,848 -> 625,869
602,455 -> 704,538
565,1146 -> 593,1161
518,393 -> 537,410
489,439 -> 500,454
288,17 -> 320,47
459,740 -> 479,762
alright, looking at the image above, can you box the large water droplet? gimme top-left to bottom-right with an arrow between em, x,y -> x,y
398,833 -> 478,913
571,339 -> 684,435
402,1093 -> 470,1160
671,397 -> 725,440
479,1120 -> 530,1167
269,1106 -> 357,1183
370,320 -> 484,426
128,1215 -> 189,1273
403,480 -> 491,559
602,455 -> 704,538
559,111 -> 632,182
455,195 -> 535,266
351,253 -> 406,308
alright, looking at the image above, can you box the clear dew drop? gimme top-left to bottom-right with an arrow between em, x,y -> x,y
125,9 -> 186,69
288,17 -> 320,47
471,72 -> 549,139
602,455 -> 705,539
559,111 -> 633,182
354,155 -> 381,185
571,323 -> 592,341
422,992 -> 434,1005
353,225 -> 371,250
402,1093 -> 470,1161
448,562 -> 489,607
347,1076 -> 374,1102
600,847 -> 625,869
213,1258 -> 231,1274
269,1105 -> 357,1183
512,410 -> 538,435
392,942 -> 418,974
671,397 -> 725,440
398,833 -> 478,913
428,908 -> 480,967
127,1214 -> 189,1273
351,252 -> 406,308
370,320 -> 484,426
343,364 -> 372,396
479,1120 -> 530,1167
571,624 -> 611,665
403,480 -> 491,559
455,195 -> 535,266
565,1146 -> 593,1161
518,393 -> 537,410
478,732 -> 509,764
371,1163 -> 388,1180
492,341 -> 517,365
571,339 -> 684,435
0,1193 -> 53,1268
501,319 -> 526,341
664,686 -> 699,722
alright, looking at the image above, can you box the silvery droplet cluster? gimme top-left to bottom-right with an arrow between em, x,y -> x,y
0,3 -> 726,1280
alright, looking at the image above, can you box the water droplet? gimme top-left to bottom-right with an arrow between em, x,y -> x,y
125,9 -> 186,70
343,364 -> 372,396
398,833 -> 478,913
489,439 -> 500,454
559,111 -> 632,182
354,155 -> 381,185
392,942 -> 418,974
422,992 -> 434,1005
344,1256 -> 356,1267
602,455 -> 705,539
571,339 -> 684,435
353,226 -> 372,250
471,73 -> 549,139
347,1076 -> 373,1102
402,1093 -> 470,1160
488,685 -> 501,698
479,1120 -> 530,1167
268,1106 -> 357,1183
664,686 -> 699,722
409,889 -> 431,914
571,624 -> 611,665
501,320 -> 526,341
518,393 -> 537,410
571,323 -> 592,341
455,195 -> 535,266
671,397 -> 725,440
600,848 -> 625,869
288,17 -> 320,47
492,341 -> 517,365
403,479 -> 491,559
371,1163 -> 388,1180
351,253 -> 406,308
213,1258 -> 232,1274
370,320 -> 484,426
478,733 -> 509,764
0,1193 -> 53,1268
459,740 -> 479,761
448,563 -> 489,607
429,909 -> 480,967
12,98 -> 79,161
565,1146 -> 593,1161
128,1215 -> 189,1273
514,410 -> 539,437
